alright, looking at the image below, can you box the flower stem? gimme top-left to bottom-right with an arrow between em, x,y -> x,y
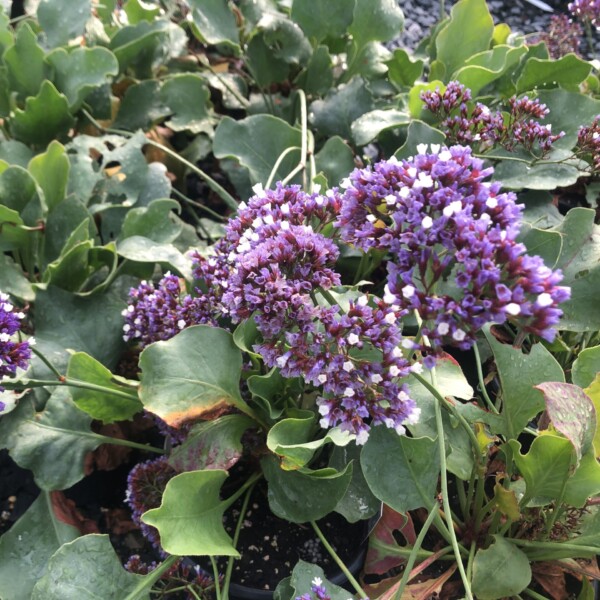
123,554 -> 180,600
393,502 -> 440,600
310,520 -> 367,599
473,343 -> 498,414
211,556 -> 222,600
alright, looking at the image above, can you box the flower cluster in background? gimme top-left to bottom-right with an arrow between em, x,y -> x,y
0,292 -> 32,406
535,14 -> 583,59
577,115 -> 600,173
421,82 -> 564,155
569,0 -> 600,28
336,145 -> 570,351
295,577 -> 332,600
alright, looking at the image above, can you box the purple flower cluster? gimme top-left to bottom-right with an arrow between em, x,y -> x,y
0,292 -> 32,405
122,273 -> 214,348
534,14 -> 582,59
220,183 -> 419,441
421,82 -> 563,155
569,0 -> 600,27
336,145 -> 570,350
577,115 -> 600,172
125,455 -> 177,551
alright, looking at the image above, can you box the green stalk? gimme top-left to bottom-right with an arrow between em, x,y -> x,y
265,146 -> 301,189
311,520 -> 367,599
222,481 -> 256,600
211,556 -> 222,600
473,343 -> 498,414
393,503 -> 441,600
123,555 -> 180,600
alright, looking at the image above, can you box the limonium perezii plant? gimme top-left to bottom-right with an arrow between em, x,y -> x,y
123,144 -> 568,444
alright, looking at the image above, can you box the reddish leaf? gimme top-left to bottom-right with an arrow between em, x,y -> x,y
50,491 -> 99,535
532,561 -> 568,600
365,505 -> 417,575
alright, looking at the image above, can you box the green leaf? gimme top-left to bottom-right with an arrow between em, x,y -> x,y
0,204 -> 30,252
159,74 -> 213,133
0,493 -> 80,600
351,109 -> 410,146
310,77 -> 375,140
348,0 -> 404,49
0,165 -> 41,223
168,414 -> 254,472
0,389 -> 102,490
517,222 -> 562,268
256,13 -> 311,65
552,208 -> 600,331
394,120 -> 446,159
66,352 -> 142,423
329,443 -> 380,522
291,0 -> 355,42
213,115 -> 302,185
37,0 -> 91,48
247,367 -> 295,421
124,0 -> 161,23
471,536 -> 532,599
314,136 -> 355,188
386,48 -> 424,89
0,140 -> 34,168
287,561 -> 354,600
245,34 -> 289,87
28,141 -> 70,212
3,23 -> 46,100
535,382 -> 596,463
435,0 -> 493,79
117,236 -> 192,278
187,0 -> 240,50
139,325 -> 247,428
262,455 -> 353,523
361,428 -> 439,512
484,330 -> 564,437
119,198 -> 182,244
112,80 -> 170,131
33,286 -> 126,372
564,449 -> 600,507
46,46 -> 119,110
516,55 -> 592,94
267,415 -> 353,470
42,239 -> 95,292
10,80 -> 76,148
573,346 -> 600,389
295,45 -> 333,96
584,375 -> 600,457
142,470 -> 239,556
0,254 -> 34,301
31,535 -> 148,600
454,45 -> 527,96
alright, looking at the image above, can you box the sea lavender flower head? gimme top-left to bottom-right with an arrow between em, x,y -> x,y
577,115 -> 600,173
122,272 -> 214,348
0,292 -> 32,407
219,183 -> 419,442
569,0 -> 600,27
534,14 -> 582,59
336,145 -> 570,350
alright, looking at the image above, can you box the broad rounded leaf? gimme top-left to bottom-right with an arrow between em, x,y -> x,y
119,198 -> 182,244
0,389 -> 101,490
314,136 -> 355,188
535,382 -> 596,462
351,109 -> 410,146
139,325 -> 246,427
573,345 -> 600,389
493,159 -> 586,191
516,55 -> 592,94
46,46 -> 119,109
67,352 -> 142,423
160,74 -> 213,133
117,236 -> 192,279
291,0 -> 355,42
472,536 -> 531,599
3,23 -> 46,100
31,535 -> 148,600
37,0 -> 91,48
262,455 -> 353,523
348,0 -> 404,48
28,141 -> 70,212
0,493 -> 80,600
361,428 -> 439,512
142,469 -> 238,556
188,0 -> 240,50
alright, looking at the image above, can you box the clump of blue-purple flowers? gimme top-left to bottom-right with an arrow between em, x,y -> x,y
295,577 -> 332,600
0,291 -> 32,410
122,148 -> 570,442
569,0 -> 600,28
336,144 -> 570,352
421,82 -> 564,155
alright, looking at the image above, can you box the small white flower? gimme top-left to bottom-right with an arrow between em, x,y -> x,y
280,203 -> 290,215
0,333 -> 10,343
452,329 -> 466,341
399,187 -> 411,199
251,216 -> 263,229
402,284 -> 415,298
485,197 -> 498,209
405,406 -> 421,424
389,365 -> 401,377
251,183 -> 265,196
276,355 -> 289,368
417,172 -> 434,188
347,333 -> 360,345
407,167 -> 417,178
312,577 -> 323,587
397,390 -> 410,402
416,143 -> 428,155
280,221 -> 290,230
421,216 -> 433,229
238,201 -> 247,210
344,387 -> 355,397
401,338 -> 415,349
177,319 -> 186,329
371,373 -> 383,384
430,144 -> 441,154
536,292 -> 553,307
439,149 -> 452,161
355,429 -> 369,445
340,178 -> 351,189
318,373 -> 328,384
357,296 -> 368,307
384,312 -> 396,325
318,403 -> 329,415
343,360 -> 354,372
385,194 -> 397,205
263,214 -> 274,225
437,322 -> 450,336
410,362 -> 424,374
28,337 -> 35,346
443,200 -> 463,217
367,214 -> 377,223
505,303 -> 521,316
313,184 -> 322,194
123,324 -> 131,333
